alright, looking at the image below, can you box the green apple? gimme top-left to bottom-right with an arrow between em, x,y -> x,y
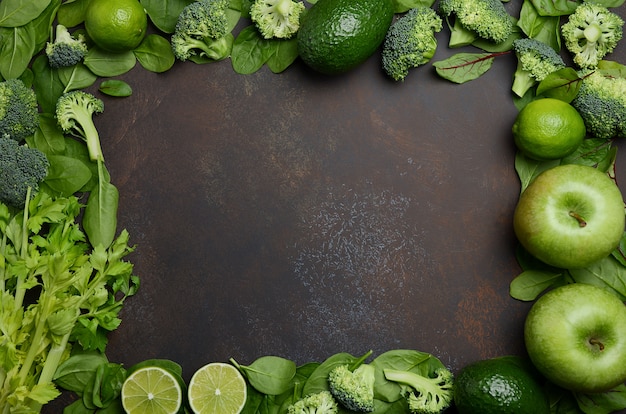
513,164 -> 625,269
524,283 -> 626,393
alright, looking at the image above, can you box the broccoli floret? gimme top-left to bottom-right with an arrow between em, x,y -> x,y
171,0 -> 233,61
383,368 -> 453,414
381,6 -> 443,82
512,38 -> 566,97
328,364 -> 376,412
571,67 -> 626,139
250,0 -> 305,39
0,136 -> 49,209
439,0 -> 513,45
287,391 -> 339,414
55,90 -> 105,162
0,79 -> 39,143
561,3 -> 624,69
45,24 -> 88,69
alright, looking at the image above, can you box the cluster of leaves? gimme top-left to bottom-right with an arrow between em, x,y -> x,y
0,191 -> 138,412
230,349 -> 449,414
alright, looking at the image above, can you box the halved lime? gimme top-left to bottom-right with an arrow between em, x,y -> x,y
121,366 -> 183,414
188,362 -> 247,414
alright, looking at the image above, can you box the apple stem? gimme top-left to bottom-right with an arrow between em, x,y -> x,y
589,338 -> 605,351
569,211 -> 587,227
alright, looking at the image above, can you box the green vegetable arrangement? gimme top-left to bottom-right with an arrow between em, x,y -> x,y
0,0 -> 626,413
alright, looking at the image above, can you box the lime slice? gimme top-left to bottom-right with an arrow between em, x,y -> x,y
121,366 -> 183,414
188,362 -> 247,414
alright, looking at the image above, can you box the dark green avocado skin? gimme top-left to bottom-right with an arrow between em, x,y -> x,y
297,0 -> 394,75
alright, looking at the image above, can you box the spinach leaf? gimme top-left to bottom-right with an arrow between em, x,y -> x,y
84,48 -> 137,77
302,350 -> 372,396
371,349 -> 433,403
527,0 -> 580,16
45,155 -> 93,195
231,25 -> 276,75
0,25 -> 37,80
509,270 -> 564,301
0,0 -> 52,27
133,34 -> 176,73
58,63 -> 99,93
231,356 -> 297,396
517,0 -> 561,50
99,80 -> 133,97
141,0 -> 193,34
83,160 -> 119,249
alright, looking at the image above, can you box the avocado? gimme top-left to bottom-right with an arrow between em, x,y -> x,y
297,0 -> 394,75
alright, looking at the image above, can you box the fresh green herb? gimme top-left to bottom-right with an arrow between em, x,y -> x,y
0,191 -> 138,412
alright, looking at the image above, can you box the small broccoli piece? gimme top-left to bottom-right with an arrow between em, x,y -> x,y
287,391 -> 339,414
250,0 -> 305,39
439,0 -> 513,45
45,24 -> 88,69
381,6 -> 443,82
0,136 -> 49,209
171,0 -> 233,61
0,79 -> 39,142
571,67 -> 626,139
55,90 -> 105,162
328,364 -> 376,412
561,3 -> 624,69
511,38 -> 566,97
383,368 -> 453,414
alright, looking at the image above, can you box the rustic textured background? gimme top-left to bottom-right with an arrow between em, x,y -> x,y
46,3 -> 626,412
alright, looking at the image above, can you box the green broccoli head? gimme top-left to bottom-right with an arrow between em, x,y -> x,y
383,367 -> 454,414
381,6 -> 443,82
561,3 -> 624,69
571,67 -> 626,139
439,0 -> 513,44
0,79 -> 39,142
512,37 -> 566,97
55,90 -> 105,162
45,24 -> 88,69
287,391 -> 339,414
250,0 -> 305,39
328,364 -> 376,412
0,136 -> 49,209
171,0 -> 233,61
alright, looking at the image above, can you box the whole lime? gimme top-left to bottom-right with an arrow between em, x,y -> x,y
84,0 -> 148,53
454,356 -> 550,414
297,0 -> 394,75
512,98 -> 586,161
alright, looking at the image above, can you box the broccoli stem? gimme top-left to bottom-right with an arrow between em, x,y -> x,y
80,115 -> 104,162
583,23 -> 602,43
383,369 -> 441,397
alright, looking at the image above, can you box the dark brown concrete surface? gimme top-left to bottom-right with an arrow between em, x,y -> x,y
46,3 -> 626,412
